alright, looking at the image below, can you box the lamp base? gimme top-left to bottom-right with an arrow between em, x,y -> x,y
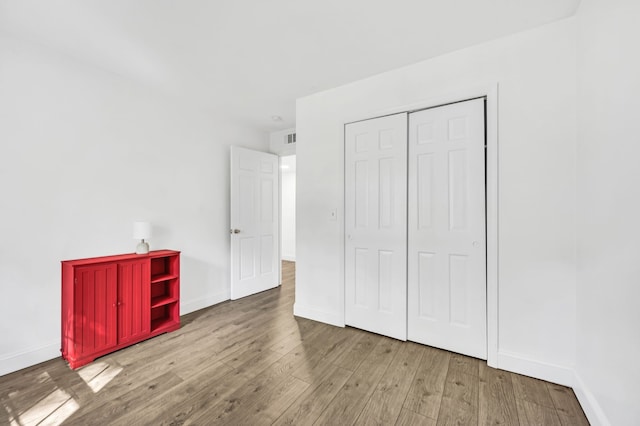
136,240 -> 149,254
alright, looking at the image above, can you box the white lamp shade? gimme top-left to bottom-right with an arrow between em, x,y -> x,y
133,221 -> 152,240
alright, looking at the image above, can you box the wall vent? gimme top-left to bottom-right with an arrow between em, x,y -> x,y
286,133 -> 296,144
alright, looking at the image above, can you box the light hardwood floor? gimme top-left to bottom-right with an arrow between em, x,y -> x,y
0,261 -> 589,425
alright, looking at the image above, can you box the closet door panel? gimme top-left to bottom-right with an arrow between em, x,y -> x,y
345,113 -> 407,340
408,99 -> 487,359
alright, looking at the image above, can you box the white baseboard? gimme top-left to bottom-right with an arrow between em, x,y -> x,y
496,351 -> 611,426
497,350 -> 575,387
281,255 -> 296,262
0,304 -> 612,426
0,342 -> 60,377
293,303 -> 344,327
181,290 -> 229,315
0,292 -> 231,378
572,372 -> 611,426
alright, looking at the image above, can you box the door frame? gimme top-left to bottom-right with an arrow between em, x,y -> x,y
341,84 -> 499,367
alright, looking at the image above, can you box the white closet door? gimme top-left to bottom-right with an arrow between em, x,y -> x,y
345,113 -> 407,341
408,99 -> 486,359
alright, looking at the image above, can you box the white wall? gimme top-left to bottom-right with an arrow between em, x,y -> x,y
575,1 -> 640,425
280,157 -> 296,261
0,35 -> 268,376
270,127 -> 296,156
296,18 -> 577,380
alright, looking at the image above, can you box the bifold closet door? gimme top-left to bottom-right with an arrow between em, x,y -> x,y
408,98 -> 487,359
345,113 -> 407,341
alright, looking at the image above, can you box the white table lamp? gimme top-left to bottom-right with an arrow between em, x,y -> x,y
133,221 -> 151,254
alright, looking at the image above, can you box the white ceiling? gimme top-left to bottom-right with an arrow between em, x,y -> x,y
0,0 -> 580,132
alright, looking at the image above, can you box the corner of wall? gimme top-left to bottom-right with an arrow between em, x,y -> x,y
573,371 -> 612,426
497,350 -> 576,387
0,342 -> 60,377
181,291 -> 229,316
496,350 -> 611,425
269,127 -> 297,156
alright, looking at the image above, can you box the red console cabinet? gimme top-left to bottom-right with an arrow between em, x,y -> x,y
61,250 -> 180,369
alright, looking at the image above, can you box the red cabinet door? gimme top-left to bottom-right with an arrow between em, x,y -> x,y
117,259 -> 150,344
74,264 -> 118,358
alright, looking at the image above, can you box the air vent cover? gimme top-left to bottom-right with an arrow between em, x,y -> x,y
286,133 -> 296,144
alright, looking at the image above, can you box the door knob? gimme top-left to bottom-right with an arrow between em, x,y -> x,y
230,229 -> 241,234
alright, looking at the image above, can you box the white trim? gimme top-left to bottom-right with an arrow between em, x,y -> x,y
340,84 -> 499,364
338,124 -> 346,327
0,291 -> 232,377
497,350 -> 575,387
492,350 -> 611,426
278,155 -> 283,286
294,303 -> 345,327
281,255 -> 296,262
0,342 -> 59,377
180,291 -> 229,315
343,84 -> 499,126
485,85 -> 499,367
573,372 -> 611,426
496,351 -> 610,426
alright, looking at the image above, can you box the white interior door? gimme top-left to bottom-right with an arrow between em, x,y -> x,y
230,146 -> 279,300
345,113 -> 407,341
407,99 -> 487,359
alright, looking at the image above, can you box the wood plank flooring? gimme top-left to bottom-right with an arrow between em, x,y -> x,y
0,261 -> 589,425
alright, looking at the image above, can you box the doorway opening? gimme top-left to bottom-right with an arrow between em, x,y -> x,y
280,154 -> 296,265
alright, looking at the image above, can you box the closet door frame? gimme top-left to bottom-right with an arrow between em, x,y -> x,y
341,84 -> 499,367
